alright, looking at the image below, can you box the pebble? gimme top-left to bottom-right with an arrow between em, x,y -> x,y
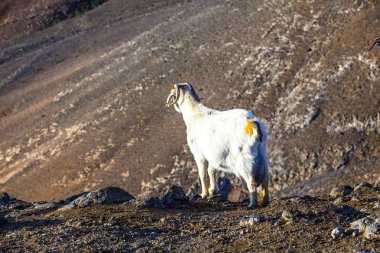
289,195 -> 314,203
281,210 -> 298,221
239,215 -> 266,226
331,226 -> 344,239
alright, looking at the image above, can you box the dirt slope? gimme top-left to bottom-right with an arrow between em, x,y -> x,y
0,0 -> 379,201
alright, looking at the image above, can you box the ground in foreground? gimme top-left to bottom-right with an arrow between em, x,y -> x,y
0,184 -> 379,252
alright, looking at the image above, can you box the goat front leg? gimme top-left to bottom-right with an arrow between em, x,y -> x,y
195,158 -> 208,199
207,166 -> 217,198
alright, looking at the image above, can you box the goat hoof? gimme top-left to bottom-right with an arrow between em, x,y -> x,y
201,193 -> 208,199
207,194 -> 216,200
208,188 -> 216,197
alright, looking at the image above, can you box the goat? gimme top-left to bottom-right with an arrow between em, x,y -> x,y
165,83 -> 269,208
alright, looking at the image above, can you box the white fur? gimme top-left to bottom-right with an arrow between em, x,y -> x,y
168,84 -> 269,208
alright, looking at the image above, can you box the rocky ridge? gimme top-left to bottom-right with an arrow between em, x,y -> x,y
0,182 -> 379,252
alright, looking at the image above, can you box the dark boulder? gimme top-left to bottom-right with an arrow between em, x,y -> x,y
137,197 -> 165,209
162,185 -> 189,206
63,186 -> 135,209
216,177 -> 232,200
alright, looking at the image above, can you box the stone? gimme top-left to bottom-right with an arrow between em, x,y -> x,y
62,186 -> 135,209
333,196 -> 351,204
330,185 -> 353,198
240,215 -> 266,226
289,195 -> 314,203
351,229 -> 362,238
137,197 -> 165,209
354,182 -> 373,192
281,210 -> 298,221
373,202 -> 380,209
8,201 -> 31,210
331,226 -> 344,239
64,192 -> 89,203
350,215 -> 380,240
0,214 -> 7,225
33,202 -> 62,210
161,185 -> 189,206
0,192 -> 10,204
216,177 -> 232,200
334,205 -> 360,217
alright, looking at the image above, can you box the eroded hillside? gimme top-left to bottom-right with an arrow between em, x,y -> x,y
0,0 -> 379,201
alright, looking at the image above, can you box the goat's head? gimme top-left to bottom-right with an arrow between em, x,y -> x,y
165,83 -> 201,111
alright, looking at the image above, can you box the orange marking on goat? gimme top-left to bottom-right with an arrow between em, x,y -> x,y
244,119 -> 256,136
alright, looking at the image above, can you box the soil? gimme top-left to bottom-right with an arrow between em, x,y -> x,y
0,184 -> 379,252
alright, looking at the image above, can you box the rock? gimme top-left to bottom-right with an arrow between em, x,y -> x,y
289,195 -> 314,203
334,205 -> 360,217
331,226 -> 344,239
333,196 -> 351,204
8,201 -> 31,210
216,177 -> 232,200
63,186 -> 135,209
240,215 -> 266,226
373,202 -> 380,209
354,182 -> 373,192
0,192 -> 11,205
350,229 -> 362,238
137,197 -> 165,209
33,202 -> 62,210
190,194 -> 202,201
281,210 -> 298,222
329,185 -> 353,198
350,215 -> 380,240
64,192 -> 89,203
351,196 -> 361,202
0,214 -> 7,225
161,185 -> 189,206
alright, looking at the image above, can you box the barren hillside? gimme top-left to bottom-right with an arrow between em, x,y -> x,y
0,0 -> 379,202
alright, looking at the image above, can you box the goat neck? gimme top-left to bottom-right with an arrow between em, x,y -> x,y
178,95 -> 210,127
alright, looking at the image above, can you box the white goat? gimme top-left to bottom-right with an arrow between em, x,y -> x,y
165,83 -> 269,208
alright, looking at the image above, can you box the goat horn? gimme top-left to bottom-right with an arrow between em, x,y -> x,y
165,84 -> 180,107
369,37 -> 380,51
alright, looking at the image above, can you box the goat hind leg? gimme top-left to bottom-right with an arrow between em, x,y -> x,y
247,178 -> 258,209
207,166 -> 217,198
262,167 -> 270,206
